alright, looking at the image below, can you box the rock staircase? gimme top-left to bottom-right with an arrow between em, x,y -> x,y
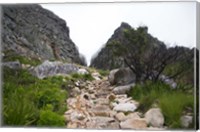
64,72 -> 164,130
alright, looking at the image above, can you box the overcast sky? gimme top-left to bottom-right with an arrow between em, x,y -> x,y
41,2 -> 196,65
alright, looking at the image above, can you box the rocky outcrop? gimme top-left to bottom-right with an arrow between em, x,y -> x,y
2,5 -> 85,65
31,60 -> 79,79
90,22 -> 165,70
2,61 -> 21,69
90,22 -> 131,70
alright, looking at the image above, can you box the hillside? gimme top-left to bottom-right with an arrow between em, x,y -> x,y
2,4 -> 86,65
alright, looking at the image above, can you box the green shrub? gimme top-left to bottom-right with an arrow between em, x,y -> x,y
3,67 -> 68,126
37,110 -> 65,127
98,69 -> 109,76
71,73 -> 94,81
3,53 -> 41,66
128,81 -> 194,128
159,92 -> 194,128
3,88 -> 39,126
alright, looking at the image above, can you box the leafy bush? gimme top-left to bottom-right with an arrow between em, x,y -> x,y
37,110 -> 65,127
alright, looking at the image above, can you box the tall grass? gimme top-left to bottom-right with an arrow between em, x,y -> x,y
3,67 -> 68,126
128,81 -> 194,128
159,92 -> 194,128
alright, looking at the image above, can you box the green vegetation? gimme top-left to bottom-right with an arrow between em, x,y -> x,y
159,92 -> 194,128
3,52 -> 41,66
70,72 -> 94,81
3,67 -> 67,127
128,81 -> 194,128
98,69 -> 109,76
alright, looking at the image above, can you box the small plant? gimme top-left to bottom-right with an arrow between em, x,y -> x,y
159,92 -> 194,128
98,69 -> 109,76
71,73 -> 94,81
37,109 -> 65,127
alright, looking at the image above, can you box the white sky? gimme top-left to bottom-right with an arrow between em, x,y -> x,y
41,2 -> 196,65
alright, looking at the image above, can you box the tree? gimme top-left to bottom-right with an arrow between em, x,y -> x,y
108,26 -> 193,83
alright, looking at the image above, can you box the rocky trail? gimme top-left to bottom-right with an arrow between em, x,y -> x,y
64,72 -> 165,130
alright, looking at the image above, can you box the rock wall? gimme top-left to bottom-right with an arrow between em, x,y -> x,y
2,4 -> 86,65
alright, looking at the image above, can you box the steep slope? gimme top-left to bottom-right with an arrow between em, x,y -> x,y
90,22 -> 166,70
2,4 -> 86,65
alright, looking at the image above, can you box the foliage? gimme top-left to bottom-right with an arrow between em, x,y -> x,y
159,92 -> 194,128
98,69 -> 109,76
108,26 -> 194,83
3,67 -> 68,126
3,88 -> 39,126
71,73 -> 94,81
3,51 -> 41,66
128,81 -> 194,128
37,109 -> 65,127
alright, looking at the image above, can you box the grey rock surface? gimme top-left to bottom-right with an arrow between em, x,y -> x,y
32,60 -> 78,79
2,5 -> 85,65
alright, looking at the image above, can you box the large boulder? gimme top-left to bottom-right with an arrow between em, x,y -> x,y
108,67 -> 136,86
31,60 -> 78,79
144,108 -> 164,128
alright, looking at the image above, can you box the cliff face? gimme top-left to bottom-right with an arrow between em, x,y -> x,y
90,22 -> 166,70
2,4 -> 85,65
90,22 -> 131,70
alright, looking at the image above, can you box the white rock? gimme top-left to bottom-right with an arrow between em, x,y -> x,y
144,108 -> 164,128
181,115 -> 193,128
78,68 -> 89,75
113,103 -> 137,112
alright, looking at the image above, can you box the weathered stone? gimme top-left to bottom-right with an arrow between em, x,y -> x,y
3,61 -> 21,69
113,103 -> 137,112
126,112 -> 141,120
70,111 -> 85,121
32,60 -> 78,79
94,98 -> 110,105
108,69 -> 119,85
115,112 -> 127,121
144,108 -> 164,128
113,83 -> 135,94
180,115 -> 193,128
77,68 -> 89,75
3,5 -> 84,65
90,105 -> 111,117
67,122 -> 78,128
107,93 -> 116,102
71,87 -> 81,96
120,118 -> 147,129
159,74 -> 177,89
